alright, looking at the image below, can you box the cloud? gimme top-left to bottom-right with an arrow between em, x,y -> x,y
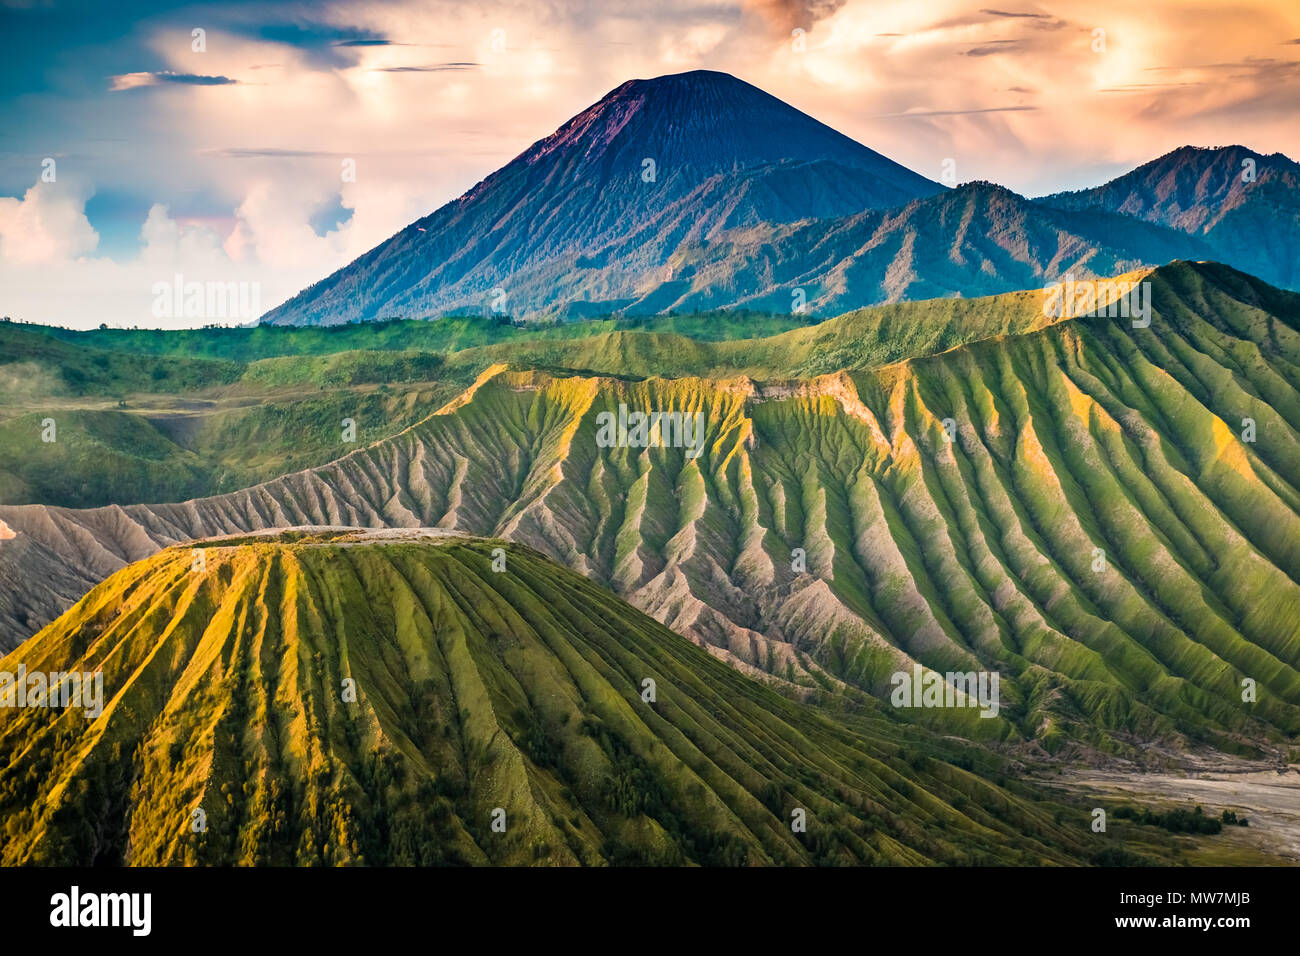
980,9 -> 1051,17
237,22 -> 401,68
373,62 -> 479,72
202,148 -> 342,159
963,40 -> 1025,56
0,154 -> 451,326
743,0 -> 846,32
0,184 -> 332,328
0,180 -> 99,265
877,106 -> 1039,117
254,24 -> 389,47
109,72 -> 238,91
1098,82 -> 1205,92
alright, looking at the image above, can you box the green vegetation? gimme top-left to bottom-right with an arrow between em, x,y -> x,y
0,532 -> 1119,866
1112,804 -> 1233,835
0,309 -> 820,508
5,263 -> 1300,758
0,282 -> 1060,508
0,319 -> 472,507
25,309 -> 814,361
0,322 -> 244,396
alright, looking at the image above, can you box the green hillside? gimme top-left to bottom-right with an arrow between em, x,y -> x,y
28,309 -> 813,360
439,280 -> 1063,380
0,531 -> 1117,866
0,321 -> 472,507
5,263 -> 1299,759
0,278 -> 1068,508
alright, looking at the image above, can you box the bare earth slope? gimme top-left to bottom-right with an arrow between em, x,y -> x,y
4,263 -> 1300,756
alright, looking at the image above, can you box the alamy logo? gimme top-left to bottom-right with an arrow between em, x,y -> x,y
1042,274 -> 1151,328
595,404 -> 706,459
152,273 -> 261,321
0,664 -> 103,719
49,886 -> 151,936
890,664 -> 1000,718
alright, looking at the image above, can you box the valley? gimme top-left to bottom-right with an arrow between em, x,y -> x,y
1044,763 -> 1300,864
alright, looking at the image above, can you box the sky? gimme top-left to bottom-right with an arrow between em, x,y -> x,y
1,0 -> 1297,329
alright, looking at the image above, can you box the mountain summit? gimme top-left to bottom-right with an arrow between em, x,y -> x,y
261,70 -> 942,325
1038,145 -> 1300,289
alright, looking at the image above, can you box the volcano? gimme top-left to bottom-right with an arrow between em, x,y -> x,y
260,70 -> 943,326
0,529 -> 1088,866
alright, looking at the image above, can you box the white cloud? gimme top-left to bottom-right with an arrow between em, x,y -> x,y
0,189 -> 317,328
0,171 -> 448,328
0,180 -> 99,265
3,0 -> 1297,327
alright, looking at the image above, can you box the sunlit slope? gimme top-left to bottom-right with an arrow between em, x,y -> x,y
438,279 -> 1066,381
0,530 -> 1089,866
4,262 -> 1300,754
0,274 -> 1106,508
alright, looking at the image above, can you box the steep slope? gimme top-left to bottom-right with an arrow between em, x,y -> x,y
0,286 -> 1070,509
0,280 -> 1128,510
261,70 -> 941,326
629,182 -> 1214,315
5,263 -> 1300,757
0,529 -> 1093,866
1039,146 -> 1300,290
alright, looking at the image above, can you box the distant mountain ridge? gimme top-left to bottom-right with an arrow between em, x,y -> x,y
1038,145 -> 1300,289
638,181 -> 1215,314
259,69 -> 1299,325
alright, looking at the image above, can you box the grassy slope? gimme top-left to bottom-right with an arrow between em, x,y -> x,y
0,322 -> 472,507
5,263 -> 1299,757
0,532 -> 1132,866
30,309 -> 815,359
434,283 -> 1061,381
0,282 -> 1055,507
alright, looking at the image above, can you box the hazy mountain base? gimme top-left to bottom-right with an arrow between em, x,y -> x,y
3,263 -> 1299,763
0,531 -> 1113,867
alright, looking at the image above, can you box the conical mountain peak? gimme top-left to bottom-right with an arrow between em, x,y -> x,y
262,72 -> 941,326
